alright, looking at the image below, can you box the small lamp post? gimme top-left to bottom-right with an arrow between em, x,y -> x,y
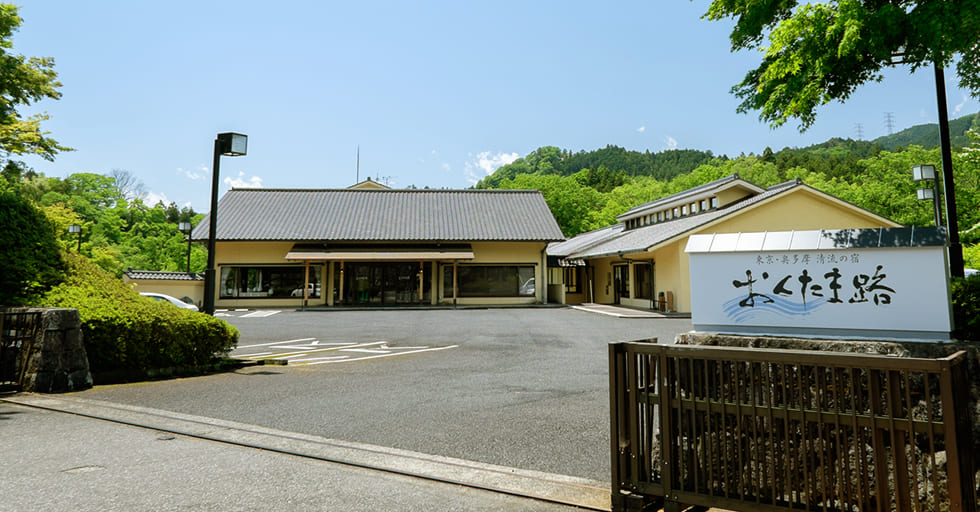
912,164 -> 942,228
203,132 -> 248,315
179,221 -> 192,273
67,224 -> 82,252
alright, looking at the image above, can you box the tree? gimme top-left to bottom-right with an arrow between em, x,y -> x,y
0,190 -> 66,305
0,4 -> 69,166
705,1 -> 980,130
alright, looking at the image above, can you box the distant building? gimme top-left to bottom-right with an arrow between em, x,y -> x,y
121,270 -> 205,307
190,186 -> 563,308
547,175 -> 901,313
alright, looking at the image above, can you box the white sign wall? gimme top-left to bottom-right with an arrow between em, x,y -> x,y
688,246 -> 952,341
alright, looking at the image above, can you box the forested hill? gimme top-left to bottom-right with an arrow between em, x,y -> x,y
474,146 -> 718,191
477,112 -> 979,189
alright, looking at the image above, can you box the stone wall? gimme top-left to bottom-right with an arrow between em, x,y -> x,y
2,308 -> 92,393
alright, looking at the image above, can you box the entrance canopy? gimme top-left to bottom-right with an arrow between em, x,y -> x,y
285,243 -> 474,261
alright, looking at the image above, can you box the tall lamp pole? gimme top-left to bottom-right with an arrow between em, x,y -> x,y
933,63 -> 964,278
179,221 -> 192,273
203,132 -> 247,315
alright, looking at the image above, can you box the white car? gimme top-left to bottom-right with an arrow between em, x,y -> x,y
140,292 -> 199,311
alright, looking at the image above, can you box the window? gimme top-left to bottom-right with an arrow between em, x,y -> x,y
681,205 -> 688,216
220,266 -> 321,298
690,202 -> 697,213
443,265 -> 535,297
634,263 -> 653,299
699,199 -> 706,211
657,211 -> 663,222
673,207 -> 679,218
710,196 -> 719,208
564,267 -> 581,293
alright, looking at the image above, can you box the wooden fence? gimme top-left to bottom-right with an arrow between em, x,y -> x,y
609,342 -> 976,512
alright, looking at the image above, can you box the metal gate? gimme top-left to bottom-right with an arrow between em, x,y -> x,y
0,311 -> 42,391
609,342 -> 976,512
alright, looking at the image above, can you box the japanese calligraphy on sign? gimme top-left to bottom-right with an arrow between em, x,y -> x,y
687,244 -> 951,341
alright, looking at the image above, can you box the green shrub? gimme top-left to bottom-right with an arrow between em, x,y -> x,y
38,254 -> 238,374
952,274 -> 980,341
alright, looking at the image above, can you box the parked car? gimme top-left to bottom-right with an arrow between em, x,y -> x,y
966,268 -> 978,278
140,292 -> 199,311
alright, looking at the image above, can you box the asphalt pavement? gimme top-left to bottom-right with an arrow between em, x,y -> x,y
0,396 -> 594,511
3,307 -> 693,511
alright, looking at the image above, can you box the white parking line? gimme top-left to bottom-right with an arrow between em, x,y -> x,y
240,310 -> 281,318
242,341 -> 386,361
304,345 -> 458,365
237,338 -> 317,349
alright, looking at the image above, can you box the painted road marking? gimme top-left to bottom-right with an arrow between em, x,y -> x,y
240,310 -> 280,318
304,344 -> 458,365
237,338 -> 317,349
237,339 -> 457,366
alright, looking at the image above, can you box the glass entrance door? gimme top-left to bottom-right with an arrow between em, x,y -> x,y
613,265 -> 629,304
344,262 -> 426,305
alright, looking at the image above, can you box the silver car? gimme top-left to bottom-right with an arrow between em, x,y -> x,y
140,292 -> 199,311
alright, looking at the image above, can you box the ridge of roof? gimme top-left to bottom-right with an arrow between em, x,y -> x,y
227,187 -> 543,194
616,174 -> 768,220
567,181 -> 804,259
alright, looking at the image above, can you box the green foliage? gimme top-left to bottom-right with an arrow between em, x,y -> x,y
39,254 -> 238,374
476,145 -> 716,189
0,4 -> 70,165
706,0 -> 980,130
497,174 -> 603,237
0,189 -> 66,305
951,275 -> 980,341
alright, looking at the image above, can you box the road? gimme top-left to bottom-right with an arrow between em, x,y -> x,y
74,308 -> 692,481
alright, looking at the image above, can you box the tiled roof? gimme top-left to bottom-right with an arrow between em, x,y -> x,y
555,180 -> 803,259
191,188 -> 564,242
123,270 -> 204,281
616,174 -> 764,221
547,223 -> 623,257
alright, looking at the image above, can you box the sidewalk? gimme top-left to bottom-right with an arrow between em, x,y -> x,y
0,394 -> 606,512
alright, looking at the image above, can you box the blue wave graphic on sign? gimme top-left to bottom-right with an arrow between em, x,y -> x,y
723,296 -> 829,323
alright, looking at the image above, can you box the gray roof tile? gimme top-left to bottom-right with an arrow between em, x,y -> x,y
191,188 -> 564,242
558,180 -> 801,259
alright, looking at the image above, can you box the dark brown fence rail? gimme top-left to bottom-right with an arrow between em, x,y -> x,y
0,311 -> 42,391
610,342 -> 976,512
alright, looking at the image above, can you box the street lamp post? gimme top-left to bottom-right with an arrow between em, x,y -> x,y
203,132 -> 247,315
67,224 -> 81,252
933,63 -> 964,278
179,221 -> 192,274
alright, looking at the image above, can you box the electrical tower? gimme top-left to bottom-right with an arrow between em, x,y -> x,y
855,123 -> 864,140
884,112 -> 895,134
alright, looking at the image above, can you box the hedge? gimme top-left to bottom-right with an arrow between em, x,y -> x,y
952,273 -> 980,342
39,254 -> 238,374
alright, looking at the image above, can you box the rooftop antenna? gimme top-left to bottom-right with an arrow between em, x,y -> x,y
356,145 -> 360,183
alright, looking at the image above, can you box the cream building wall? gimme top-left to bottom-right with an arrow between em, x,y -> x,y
576,189 -> 900,313
210,240 -> 549,308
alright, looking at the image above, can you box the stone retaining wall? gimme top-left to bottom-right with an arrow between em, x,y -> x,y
2,307 -> 92,393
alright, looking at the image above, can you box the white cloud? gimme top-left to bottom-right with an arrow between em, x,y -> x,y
953,93 -> 970,116
177,164 -> 208,181
464,151 -> 520,184
441,163 -> 451,172
637,125 -> 646,133
143,191 -> 170,206
664,136 -> 678,150
224,171 -> 263,189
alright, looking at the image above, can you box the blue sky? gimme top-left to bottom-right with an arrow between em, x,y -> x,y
16,1 -> 979,212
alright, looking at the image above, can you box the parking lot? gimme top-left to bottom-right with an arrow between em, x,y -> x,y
77,307 -> 692,481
